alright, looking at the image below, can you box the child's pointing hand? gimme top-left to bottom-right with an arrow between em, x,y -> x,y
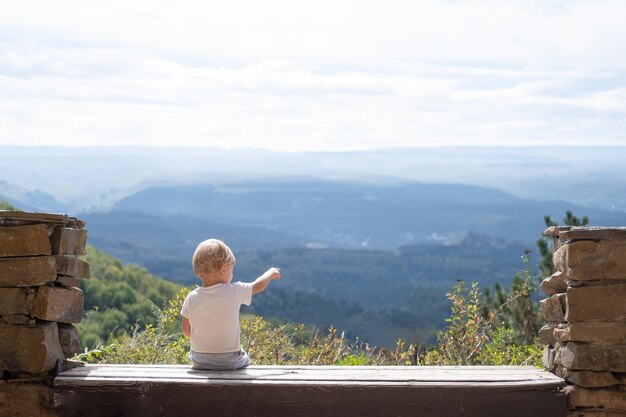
265,267 -> 281,280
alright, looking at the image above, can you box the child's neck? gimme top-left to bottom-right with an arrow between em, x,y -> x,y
201,274 -> 224,288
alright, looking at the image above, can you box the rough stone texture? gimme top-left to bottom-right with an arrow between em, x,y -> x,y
556,366 -> 621,388
567,386 -> 626,411
544,226 -> 572,237
54,255 -> 90,278
57,324 -> 81,358
0,256 -> 56,287
56,276 -> 81,288
554,244 -> 567,273
0,287 -> 34,315
541,293 -> 567,323
544,345 -> 557,372
0,224 -> 51,257
565,240 -> 626,281
0,382 -> 57,417
566,284 -> 626,322
539,323 -> 557,346
32,286 -> 84,323
0,210 -> 68,224
50,227 -> 87,256
0,323 -> 64,373
560,227 -> 626,241
1,314 -> 34,325
555,343 -> 626,372
541,271 -> 568,296
555,322 -> 626,345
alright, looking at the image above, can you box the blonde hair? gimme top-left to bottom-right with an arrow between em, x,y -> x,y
192,239 -> 235,278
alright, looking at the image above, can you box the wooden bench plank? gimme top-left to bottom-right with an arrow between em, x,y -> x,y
56,364 -> 563,383
55,365 -> 566,417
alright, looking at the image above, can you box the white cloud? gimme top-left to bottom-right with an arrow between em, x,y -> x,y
0,0 -> 625,150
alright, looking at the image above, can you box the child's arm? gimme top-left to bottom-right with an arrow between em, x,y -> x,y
252,267 -> 281,295
182,316 -> 191,338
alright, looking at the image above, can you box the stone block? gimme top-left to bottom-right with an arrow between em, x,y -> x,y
58,323 -> 81,358
541,293 -> 567,322
56,276 -> 81,288
539,323 -> 557,346
0,224 -> 51,257
0,210 -> 68,224
555,342 -> 626,372
1,314 -> 34,325
0,287 -> 34,315
0,256 -> 56,287
560,227 -> 626,241
50,227 -> 87,256
554,244 -> 567,273
565,240 -> 626,281
0,382 -> 56,417
555,322 -> 626,345
543,345 -> 557,372
32,286 -> 84,323
0,323 -> 64,373
566,284 -> 626,322
541,271 -> 568,296
54,255 -> 90,278
567,386 -> 626,411
555,366 -> 620,388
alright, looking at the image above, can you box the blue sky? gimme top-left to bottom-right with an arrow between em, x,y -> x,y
1,0 -> 625,151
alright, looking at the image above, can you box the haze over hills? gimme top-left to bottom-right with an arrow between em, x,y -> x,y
84,180 -> 626,254
1,146 -> 626,212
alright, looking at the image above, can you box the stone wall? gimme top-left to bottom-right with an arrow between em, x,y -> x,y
0,211 -> 88,417
540,226 -> 626,417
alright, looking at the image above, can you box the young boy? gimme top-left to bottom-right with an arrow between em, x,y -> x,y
180,238 -> 281,370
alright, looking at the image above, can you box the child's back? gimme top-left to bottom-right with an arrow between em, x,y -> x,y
180,239 -> 281,370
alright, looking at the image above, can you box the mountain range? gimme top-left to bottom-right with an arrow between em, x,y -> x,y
1,146 -> 626,213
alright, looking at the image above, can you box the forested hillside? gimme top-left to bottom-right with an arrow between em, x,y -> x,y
110,180 -> 626,249
79,232 -> 536,346
78,247 -> 182,348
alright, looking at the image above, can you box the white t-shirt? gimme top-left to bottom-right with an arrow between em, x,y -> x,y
180,282 -> 253,354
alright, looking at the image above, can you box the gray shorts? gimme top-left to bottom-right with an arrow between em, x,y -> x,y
189,348 -> 251,371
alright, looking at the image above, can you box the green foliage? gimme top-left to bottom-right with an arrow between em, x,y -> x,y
0,199 -> 17,210
432,281 -> 488,365
76,246 -> 183,348
477,327 -> 543,366
77,288 -> 190,364
240,316 -> 299,364
424,279 -> 543,366
483,254 -> 543,344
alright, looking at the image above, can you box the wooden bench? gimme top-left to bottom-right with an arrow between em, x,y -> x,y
55,365 -> 566,417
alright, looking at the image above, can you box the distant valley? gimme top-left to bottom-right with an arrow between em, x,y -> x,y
3,145 -> 626,346
75,179 -> 626,346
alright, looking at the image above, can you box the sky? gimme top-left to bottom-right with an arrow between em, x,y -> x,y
1,0 -> 625,151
